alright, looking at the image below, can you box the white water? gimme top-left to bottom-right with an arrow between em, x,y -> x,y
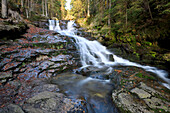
49,20 -> 170,89
48,20 -> 61,31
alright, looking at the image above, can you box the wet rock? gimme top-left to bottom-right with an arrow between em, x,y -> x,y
112,92 -> 151,113
23,106 -> 43,113
8,80 -> 21,91
36,55 -> 49,61
31,84 -> 60,95
78,66 -> 112,77
0,72 -> 12,83
0,104 -> 24,113
112,82 -> 170,113
0,58 -> 12,69
24,91 -> 82,113
38,61 -> 54,70
50,55 -> 70,62
139,82 -> 160,95
2,62 -> 22,71
108,54 -> 114,61
26,91 -> 60,104
0,19 -> 28,40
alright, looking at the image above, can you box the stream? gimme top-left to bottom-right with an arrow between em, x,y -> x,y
48,20 -> 170,112
0,19 -> 169,112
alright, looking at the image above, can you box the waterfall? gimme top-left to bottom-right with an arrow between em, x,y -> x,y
55,20 -> 61,31
49,20 -> 61,31
49,20 -> 170,89
49,20 -> 55,30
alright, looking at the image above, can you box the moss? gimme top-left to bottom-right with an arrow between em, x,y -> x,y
154,93 -> 170,102
118,106 -> 132,113
135,73 -> 155,80
152,108 -> 167,113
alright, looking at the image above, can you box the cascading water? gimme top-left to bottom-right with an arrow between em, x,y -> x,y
49,20 -> 61,31
55,20 -> 61,31
49,20 -> 170,89
49,20 -> 55,30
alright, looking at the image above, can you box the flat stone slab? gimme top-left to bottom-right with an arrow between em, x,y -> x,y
112,82 -> 170,113
131,87 -> 151,99
144,97 -> 170,112
26,91 -> 61,103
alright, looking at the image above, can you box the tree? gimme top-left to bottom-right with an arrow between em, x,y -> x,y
45,0 -> 48,17
42,0 -> 45,16
1,0 -> 8,18
87,0 -> 90,17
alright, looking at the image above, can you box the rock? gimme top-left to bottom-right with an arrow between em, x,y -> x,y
144,97 -> 170,112
131,87 -> 151,99
0,72 -> 12,79
36,55 -> 49,61
26,91 -> 60,104
163,53 -> 170,61
0,22 -> 28,40
0,104 -> 24,113
112,82 -> 170,113
2,62 -> 22,71
8,80 -> 21,91
108,54 -> 114,61
139,82 -> 160,95
24,106 -> 43,113
30,84 -> 60,95
112,92 -> 152,113
0,72 -> 12,83
24,90 -> 83,113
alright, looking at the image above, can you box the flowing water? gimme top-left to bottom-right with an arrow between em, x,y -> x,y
48,20 -> 170,112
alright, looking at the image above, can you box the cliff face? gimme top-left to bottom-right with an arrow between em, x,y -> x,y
0,9 -> 28,40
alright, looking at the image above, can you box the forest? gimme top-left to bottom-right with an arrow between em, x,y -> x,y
70,0 -> 170,70
0,0 -> 170,113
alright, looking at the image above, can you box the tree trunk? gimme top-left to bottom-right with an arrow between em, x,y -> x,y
108,0 -> 111,27
21,0 -> 24,7
25,0 -> 29,18
87,0 -> 90,17
49,0 -> 54,18
51,0 -> 54,17
125,2 -> 128,27
42,0 -> 45,16
45,0 -> 48,17
26,8 -> 29,18
147,0 -> 153,20
30,0 -> 33,11
1,0 -> 8,18
61,0 -> 65,19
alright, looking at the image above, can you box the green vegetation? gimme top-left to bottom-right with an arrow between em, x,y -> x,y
135,73 -> 155,80
68,0 -> 170,70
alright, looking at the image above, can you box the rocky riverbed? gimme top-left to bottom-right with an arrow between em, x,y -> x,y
0,25 -> 85,112
0,22 -> 169,113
